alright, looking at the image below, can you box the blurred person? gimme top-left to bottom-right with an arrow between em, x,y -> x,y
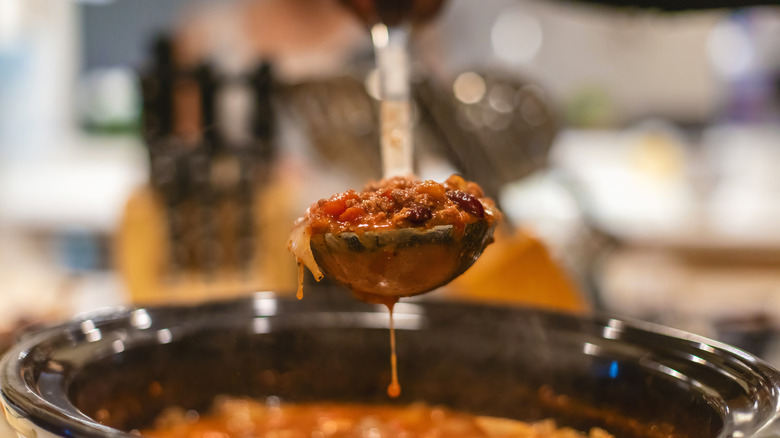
172,0 -> 367,78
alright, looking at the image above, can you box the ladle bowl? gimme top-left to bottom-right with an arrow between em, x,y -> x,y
310,219 -> 495,298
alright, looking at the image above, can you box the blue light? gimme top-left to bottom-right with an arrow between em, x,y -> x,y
609,361 -> 619,379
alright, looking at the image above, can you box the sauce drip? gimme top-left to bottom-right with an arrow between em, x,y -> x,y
293,276 -> 404,398
352,291 -> 401,398
387,301 -> 401,398
296,262 -> 304,300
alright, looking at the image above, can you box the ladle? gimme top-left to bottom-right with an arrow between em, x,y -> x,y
308,20 -> 497,300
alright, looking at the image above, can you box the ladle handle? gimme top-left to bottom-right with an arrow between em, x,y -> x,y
372,23 -> 413,178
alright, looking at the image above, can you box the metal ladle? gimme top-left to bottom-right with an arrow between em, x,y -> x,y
308,22 -> 497,301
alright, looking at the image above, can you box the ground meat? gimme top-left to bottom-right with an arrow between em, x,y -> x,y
305,175 -> 499,235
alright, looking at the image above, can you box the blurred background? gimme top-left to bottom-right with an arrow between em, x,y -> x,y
3,0 -> 780,375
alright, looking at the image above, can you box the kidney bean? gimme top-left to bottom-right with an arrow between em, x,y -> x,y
446,190 -> 484,218
406,205 -> 432,224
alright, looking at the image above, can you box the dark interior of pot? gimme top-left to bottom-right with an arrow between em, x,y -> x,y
10,291 -> 780,437
69,326 -> 717,438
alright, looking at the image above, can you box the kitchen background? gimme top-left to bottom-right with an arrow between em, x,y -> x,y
3,0 -> 780,375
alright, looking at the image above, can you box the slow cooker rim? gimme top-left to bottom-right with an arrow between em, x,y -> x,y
1,292 -> 780,437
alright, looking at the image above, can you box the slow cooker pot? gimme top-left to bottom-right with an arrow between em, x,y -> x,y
2,289 -> 780,437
